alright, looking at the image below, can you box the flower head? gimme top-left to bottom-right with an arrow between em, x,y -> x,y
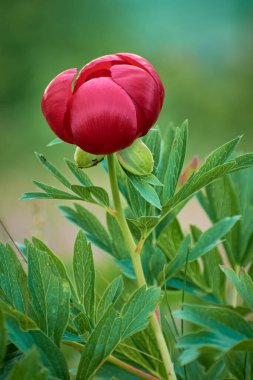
41,53 -> 165,155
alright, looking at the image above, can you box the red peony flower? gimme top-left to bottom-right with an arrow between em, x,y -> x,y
41,53 -> 165,155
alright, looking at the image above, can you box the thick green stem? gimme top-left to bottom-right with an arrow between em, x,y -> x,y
107,154 -> 177,380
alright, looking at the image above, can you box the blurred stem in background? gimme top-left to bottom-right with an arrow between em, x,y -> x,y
107,153 -> 177,380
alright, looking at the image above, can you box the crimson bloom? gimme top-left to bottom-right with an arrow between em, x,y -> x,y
41,53 -> 165,155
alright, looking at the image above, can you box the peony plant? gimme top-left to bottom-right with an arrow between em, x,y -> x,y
1,53 -> 253,380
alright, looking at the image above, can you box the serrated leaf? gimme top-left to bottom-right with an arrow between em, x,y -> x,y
174,304 -> 253,341
65,159 -> 93,186
60,204 -> 112,253
27,244 -> 70,345
221,267 -> 253,309
0,308 -> 6,366
35,153 -> 71,189
163,120 -> 188,202
74,231 -> 95,321
6,314 -> 69,379
7,348 -> 49,380
127,174 -> 161,210
0,243 -> 28,313
96,276 -> 124,322
77,286 -> 160,380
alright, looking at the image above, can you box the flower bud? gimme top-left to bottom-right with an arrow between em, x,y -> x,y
116,139 -> 154,176
74,147 -> 104,168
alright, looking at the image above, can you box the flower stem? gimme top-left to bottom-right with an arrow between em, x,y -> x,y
107,153 -> 177,380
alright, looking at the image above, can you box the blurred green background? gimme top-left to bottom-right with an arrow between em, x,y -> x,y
1,0 -> 253,258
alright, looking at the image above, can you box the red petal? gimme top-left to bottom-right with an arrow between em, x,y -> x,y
70,77 -> 138,155
74,54 -> 124,92
41,68 -> 77,143
116,53 -> 165,106
111,64 -> 161,135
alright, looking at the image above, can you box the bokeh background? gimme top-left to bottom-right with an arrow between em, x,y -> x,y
1,0 -> 253,261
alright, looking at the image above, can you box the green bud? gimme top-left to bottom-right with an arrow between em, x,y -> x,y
116,139 -> 154,176
74,147 -> 104,168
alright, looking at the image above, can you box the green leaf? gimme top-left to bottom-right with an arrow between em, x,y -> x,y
0,243 -> 28,313
47,137 -> 63,147
35,153 -> 71,189
142,126 -> 162,173
221,267 -> 253,309
189,216 -> 240,261
7,348 -> 49,380
27,244 -> 70,345
21,181 -> 81,201
106,213 -> 129,259
60,204 -> 112,253
126,179 -> 147,218
77,286 -> 160,380
140,173 -> 163,187
159,235 -> 191,282
120,286 -> 161,338
127,216 -> 160,236
198,175 -> 241,266
0,308 -> 6,366
157,217 -> 184,259
127,174 -> 161,209
174,304 -> 253,341
71,185 -> 109,207
65,159 -> 93,186
73,231 -> 95,321
230,153 -> 253,172
198,136 -> 241,176
6,314 -> 69,379
31,237 -> 78,301
157,123 -> 177,182
96,276 -> 124,321
163,120 -> 188,202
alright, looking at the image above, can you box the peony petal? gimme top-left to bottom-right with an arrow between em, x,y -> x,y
74,54 -> 124,91
111,64 -> 161,135
70,77 -> 138,155
116,53 -> 165,106
41,68 -> 77,143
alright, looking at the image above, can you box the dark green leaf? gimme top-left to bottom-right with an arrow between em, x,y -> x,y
96,276 -> 124,321
6,314 -> 69,379
106,213 -> 129,259
163,120 -> 188,202
127,216 -> 160,236
60,204 -> 112,253
0,308 -> 6,366
127,174 -> 161,210
0,243 -> 28,313
174,304 -> 253,341
27,244 -> 70,345
230,153 -> 253,172
71,185 -> 109,207
7,348 -> 49,380
221,267 -> 253,309
189,216 -> 240,261
73,231 -> 95,321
